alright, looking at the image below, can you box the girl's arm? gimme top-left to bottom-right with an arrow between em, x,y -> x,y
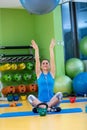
49,39 -> 56,78
31,40 -> 41,78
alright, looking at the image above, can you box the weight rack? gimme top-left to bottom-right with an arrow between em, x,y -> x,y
0,46 -> 34,63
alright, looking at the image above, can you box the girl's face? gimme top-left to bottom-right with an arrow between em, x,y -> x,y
41,60 -> 50,71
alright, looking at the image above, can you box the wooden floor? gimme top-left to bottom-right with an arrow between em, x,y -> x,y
0,98 -> 87,130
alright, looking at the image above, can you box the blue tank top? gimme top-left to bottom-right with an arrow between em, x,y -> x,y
37,72 -> 54,102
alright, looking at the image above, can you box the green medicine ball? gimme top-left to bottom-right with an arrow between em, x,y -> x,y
26,62 -> 33,70
13,74 -> 21,81
23,73 -> 31,81
3,74 -> 12,82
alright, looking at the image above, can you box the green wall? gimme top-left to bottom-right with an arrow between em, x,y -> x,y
33,12 -> 54,59
53,6 -> 65,77
0,9 -> 2,42
0,9 -> 34,46
0,9 -> 35,55
0,7 -> 65,77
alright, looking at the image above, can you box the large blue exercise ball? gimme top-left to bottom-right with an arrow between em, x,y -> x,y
65,58 -> 84,79
20,0 -> 60,15
79,36 -> 87,56
73,72 -> 87,96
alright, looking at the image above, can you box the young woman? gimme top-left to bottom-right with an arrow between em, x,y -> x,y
28,39 -> 63,111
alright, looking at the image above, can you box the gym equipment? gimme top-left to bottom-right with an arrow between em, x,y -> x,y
0,56 -> 34,63
7,94 -> 13,102
0,103 -> 22,108
13,74 -> 21,81
0,66 -> 4,71
50,107 -> 61,112
3,63 -> 11,70
26,62 -> 33,70
17,63 -> 26,70
0,108 -> 82,118
79,36 -> 87,56
31,72 -> 37,81
54,75 -> 73,96
20,0 -> 60,15
1,86 -> 15,96
61,98 -> 87,103
73,72 -> 87,96
10,102 -> 17,107
16,84 -> 26,93
3,74 -> 12,82
0,45 -> 34,63
23,73 -> 31,81
13,94 -> 19,101
69,96 -> 76,103
35,103 -> 48,116
65,58 -> 84,79
1,87 -> 7,96
29,84 -> 38,92
32,103 -> 61,115
20,95 -> 27,101
11,64 -> 17,70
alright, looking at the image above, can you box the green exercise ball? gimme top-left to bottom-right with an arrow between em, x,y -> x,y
23,73 -> 31,81
65,58 -> 84,79
54,75 -> 73,96
3,74 -> 12,82
13,74 -> 21,81
79,36 -> 87,56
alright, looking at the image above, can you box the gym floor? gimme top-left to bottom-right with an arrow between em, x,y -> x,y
0,98 -> 87,130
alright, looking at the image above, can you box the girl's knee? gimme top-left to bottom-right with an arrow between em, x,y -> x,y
28,94 -> 36,104
55,92 -> 63,102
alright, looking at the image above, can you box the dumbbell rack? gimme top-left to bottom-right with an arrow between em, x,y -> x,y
0,46 -> 34,63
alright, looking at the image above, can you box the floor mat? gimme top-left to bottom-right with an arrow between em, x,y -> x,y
0,108 -> 83,118
0,103 -> 22,107
61,98 -> 87,103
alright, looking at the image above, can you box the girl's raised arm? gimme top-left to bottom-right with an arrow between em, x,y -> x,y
49,39 -> 56,78
31,40 -> 41,78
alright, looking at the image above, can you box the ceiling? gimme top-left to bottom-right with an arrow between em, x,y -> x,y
0,0 -> 69,8
0,0 -> 86,9
0,0 -> 22,8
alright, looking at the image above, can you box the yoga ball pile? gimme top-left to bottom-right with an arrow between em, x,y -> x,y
73,72 -> 87,96
64,58 -> 86,96
65,58 -> 84,79
20,0 -> 60,14
54,58 -> 86,96
79,36 -> 87,56
54,75 -> 73,96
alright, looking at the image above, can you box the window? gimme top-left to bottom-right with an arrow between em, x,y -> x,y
61,2 -> 87,61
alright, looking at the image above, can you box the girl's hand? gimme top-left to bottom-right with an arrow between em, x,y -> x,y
31,40 -> 38,50
50,38 -> 56,49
